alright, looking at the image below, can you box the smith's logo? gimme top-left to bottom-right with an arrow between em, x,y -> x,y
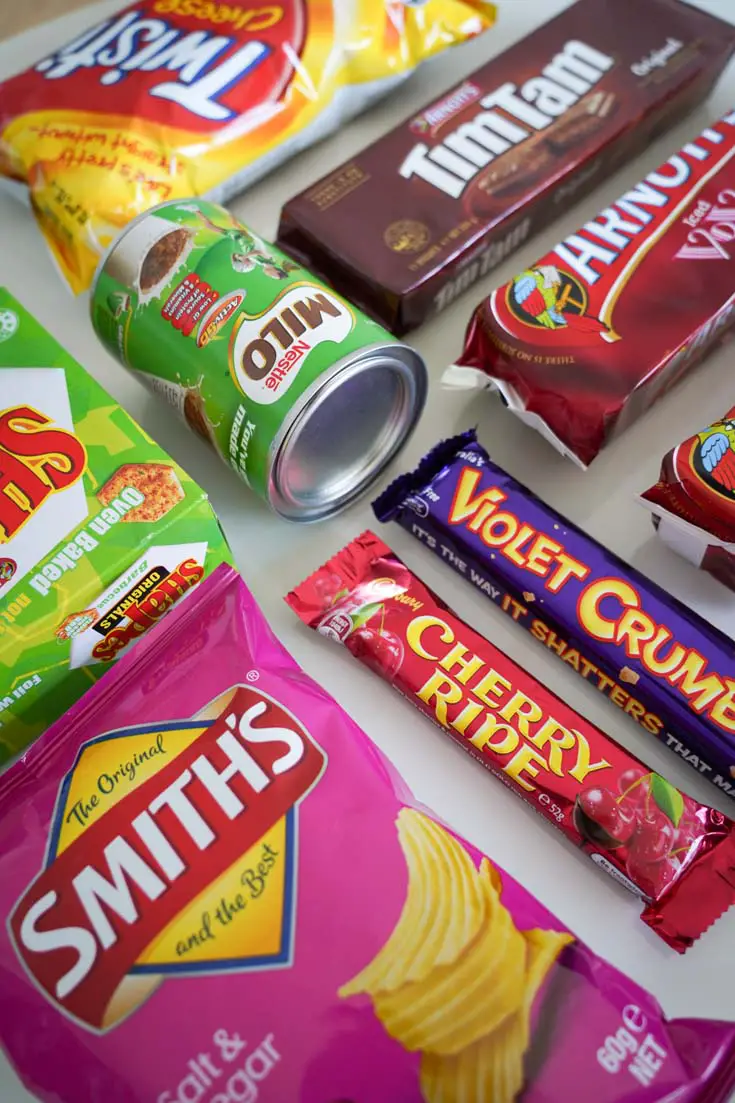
9,685 -> 326,1032
0,405 -> 87,543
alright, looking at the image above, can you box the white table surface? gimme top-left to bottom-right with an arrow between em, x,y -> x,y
3,0 -> 735,1099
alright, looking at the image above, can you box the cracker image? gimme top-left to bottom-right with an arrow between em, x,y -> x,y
522,591 -> 536,603
619,666 -> 640,686
56,610 -> 98,642
97,463 -> 184,523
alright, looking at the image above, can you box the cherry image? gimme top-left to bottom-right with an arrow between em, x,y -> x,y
350,626 -> 404,679
626,853 -> 677,898
630,813 -> 675,862
673,814 -> 705,852
573,786 -> 635,848
617,767 -> 651,810
313,571 -> 346,609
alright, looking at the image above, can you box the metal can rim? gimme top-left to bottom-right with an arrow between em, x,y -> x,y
268,341 -> 428,523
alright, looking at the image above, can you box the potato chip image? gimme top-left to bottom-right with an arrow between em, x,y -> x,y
340,813 -> 573,1102
420,924 -> 573,1103
339,811 -> 486,996
372,866 -> 526,1054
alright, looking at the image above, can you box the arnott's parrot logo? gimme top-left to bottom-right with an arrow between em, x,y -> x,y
509,266 -> 613,339
694,418 -> 735,497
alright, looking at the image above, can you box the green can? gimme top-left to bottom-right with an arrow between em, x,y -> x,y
91,200 -> 427,521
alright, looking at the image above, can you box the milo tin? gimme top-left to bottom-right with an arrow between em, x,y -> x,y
91,199 -> 427,521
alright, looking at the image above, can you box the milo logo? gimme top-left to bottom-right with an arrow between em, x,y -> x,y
0,405 -> 87,542
230,286 -> 354,406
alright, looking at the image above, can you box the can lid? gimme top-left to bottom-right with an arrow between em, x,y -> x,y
270,344 -> 427,522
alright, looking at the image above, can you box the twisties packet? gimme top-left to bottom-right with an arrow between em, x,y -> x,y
0,0 -> 497,293
1,563 -> 735,1103
0,287 -> 232,762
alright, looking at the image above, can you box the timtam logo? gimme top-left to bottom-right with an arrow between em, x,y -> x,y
9,684 -> 326,1032
0,404 -> 87,543
91,557 -> 204,662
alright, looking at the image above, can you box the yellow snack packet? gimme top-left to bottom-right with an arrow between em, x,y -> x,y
0,0 -> 496,292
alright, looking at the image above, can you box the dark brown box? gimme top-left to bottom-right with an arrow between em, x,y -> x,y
277,0 -> 735,336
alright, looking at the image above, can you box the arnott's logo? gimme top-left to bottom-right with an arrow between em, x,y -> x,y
0,404 -> 87,543
8,685 -> 326,1032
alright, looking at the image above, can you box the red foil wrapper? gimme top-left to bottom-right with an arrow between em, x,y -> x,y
448,110 -> 735,467
640,405 -> 735,591
287,531 -> 735,952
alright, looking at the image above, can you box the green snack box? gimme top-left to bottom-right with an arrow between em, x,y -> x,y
0,288 -> 233,762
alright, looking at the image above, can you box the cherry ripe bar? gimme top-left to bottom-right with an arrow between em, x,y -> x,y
276,0 -> 735,335
373,431 -> 735,801
446,109 -> 735,467
639,405 -> 735,592
287,532 -> 735,952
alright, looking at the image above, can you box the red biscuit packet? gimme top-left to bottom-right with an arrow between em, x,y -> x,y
640,405 -> 735,589
446,111 -> 735,467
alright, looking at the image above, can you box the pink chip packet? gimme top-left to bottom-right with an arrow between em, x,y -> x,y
0,563 -> 733,1103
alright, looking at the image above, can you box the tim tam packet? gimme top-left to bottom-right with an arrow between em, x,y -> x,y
2,565 -> 735,1103
374,431 -> 735,803
640,406 -> 735,593
449,109 -> 735,467
288,532 -> 735,953
276,0 -> 735,335
0,0 -> 496,294
0,288 -> 231,762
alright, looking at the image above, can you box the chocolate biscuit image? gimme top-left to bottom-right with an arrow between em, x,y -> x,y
544,92 -> 617,155
97,463 -> 185,523
139,229 -> 190,293
466,137 -> 552,214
